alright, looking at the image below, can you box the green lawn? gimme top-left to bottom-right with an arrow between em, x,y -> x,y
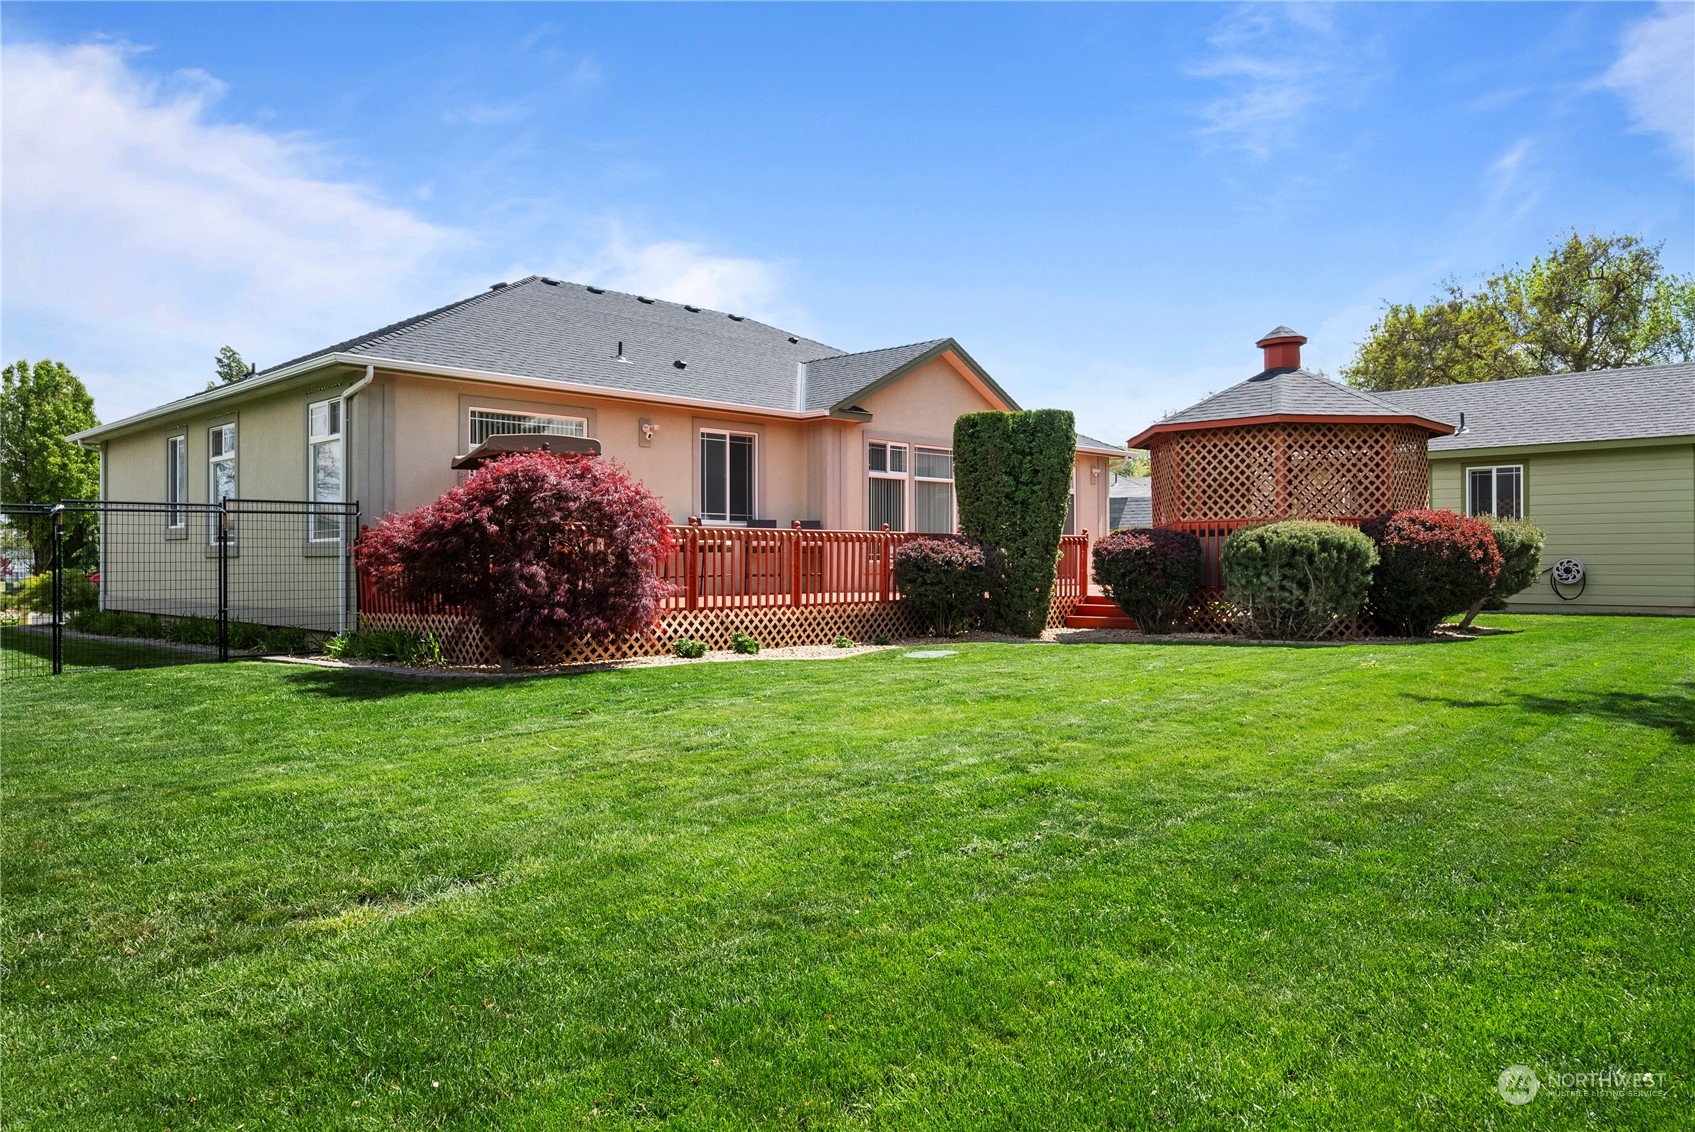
4,616 -> 1691,1130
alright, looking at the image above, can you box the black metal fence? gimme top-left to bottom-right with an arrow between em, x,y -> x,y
1,499 -> 359,677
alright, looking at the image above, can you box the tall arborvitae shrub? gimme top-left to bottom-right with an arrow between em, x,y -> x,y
358,452 -> 675,667
1361,508 -> 1502,636
953,409 -> 1077,636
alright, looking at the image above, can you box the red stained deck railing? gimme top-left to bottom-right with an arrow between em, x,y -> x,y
358,526 -> 1092,615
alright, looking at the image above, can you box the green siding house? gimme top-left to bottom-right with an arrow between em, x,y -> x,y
1379,364 -> 1695,615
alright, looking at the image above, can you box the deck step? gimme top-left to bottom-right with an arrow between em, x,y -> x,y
1064,595 -> 1137,630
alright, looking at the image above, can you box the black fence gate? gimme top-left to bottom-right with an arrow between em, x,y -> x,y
1,499 -> 360,677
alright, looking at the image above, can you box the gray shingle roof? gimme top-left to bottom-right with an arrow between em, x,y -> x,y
1375,363 -> 1695,451
258,277 -> 1025,417
1109,473 -> 1151,529
1156,367 -> 1447,428
800,340 -> 949,411
1075,431 -> 1127,453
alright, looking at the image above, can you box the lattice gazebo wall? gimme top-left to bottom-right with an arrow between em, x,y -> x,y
1149,421 -> 1432,589
1150,421 -> 1430,526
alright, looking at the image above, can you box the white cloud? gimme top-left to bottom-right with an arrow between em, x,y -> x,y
0,41 -> 795,421
0,40 -> 467,418
1189,4 -> 1378,159
552,224 -> 806,330
1600,2 -> 1695,178
1484,137 -> 1540,219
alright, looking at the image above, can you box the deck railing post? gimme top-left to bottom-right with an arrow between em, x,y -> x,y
1079,530 -> 1090,594
684,519 -> 699,610
790,524 -> 802,607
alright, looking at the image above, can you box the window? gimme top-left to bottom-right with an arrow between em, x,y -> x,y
469,407 -> 587,446
868,441 -> 907,531
308,399 -> 344,542
208,423 -> 236,542
913,447 -> 954,534
1467,465 -> 1523,519
700,430 -> 755,523
1064,492 -> 1077,536
165,435 -> 186,528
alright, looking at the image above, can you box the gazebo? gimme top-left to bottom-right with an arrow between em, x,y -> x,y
1125,327 -> 1454,586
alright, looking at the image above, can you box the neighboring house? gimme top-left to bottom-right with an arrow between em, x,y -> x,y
1109,473 -> 1151,529
1377,364 -> 1695,615
71,277 -> 1123,537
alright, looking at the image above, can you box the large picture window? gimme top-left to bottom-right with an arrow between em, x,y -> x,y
913,447 -> 954,534
1467,465 -> 1523,519
868,441 -> 907,531
469,407 -> 587,446
165,435 -> 186,529
309,399 -> 344,542
700,430 -> 756,523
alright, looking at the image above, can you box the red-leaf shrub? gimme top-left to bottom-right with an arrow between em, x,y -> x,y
893,535 -> 987,636
1091,528 -> 1203,634
358,452 -> 675,665
1360,509 -> 1502,636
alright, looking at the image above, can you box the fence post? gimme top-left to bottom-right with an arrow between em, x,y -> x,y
217,501 -> 230,662
1079,530 -> 1090,594
50,505 -> 64,675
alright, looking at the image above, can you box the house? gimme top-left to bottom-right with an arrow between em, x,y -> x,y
72,277 -> 1122,538
1377,364 -> 1695,615
1109,472 -> 1151,529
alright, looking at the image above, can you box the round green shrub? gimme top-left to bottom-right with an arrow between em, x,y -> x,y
893,535 -> 987,636
1362,509 -> 1502,636
1091,528 -> 1203,634
730,632 -> 761,655
673,637 -> 707,659
1220,520 -> 1379,639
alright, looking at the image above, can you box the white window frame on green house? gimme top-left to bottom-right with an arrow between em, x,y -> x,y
868,440 -> 908,531
164,434 -> 187,535
1466,464 -> 1524,520
208,423 -> 236,544
699,429 -> 757,524
468,406 -> 588,446
308,398 -> 345,543
912,446 -> 955,534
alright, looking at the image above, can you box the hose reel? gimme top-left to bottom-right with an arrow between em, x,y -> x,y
1548,557 -> 1585,600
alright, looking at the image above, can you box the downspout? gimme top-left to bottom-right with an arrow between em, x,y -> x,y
336,365 -> 375,632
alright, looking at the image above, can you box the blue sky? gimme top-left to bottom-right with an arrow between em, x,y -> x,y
3,2 -> 1690,444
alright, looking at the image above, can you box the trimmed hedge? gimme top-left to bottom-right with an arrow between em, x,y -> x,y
1362,509 -> 1502,636
1220,520 -> 1378,639
893,535 -> 987,636
953,409 -> 1077,637
1091,528 -> 1203,634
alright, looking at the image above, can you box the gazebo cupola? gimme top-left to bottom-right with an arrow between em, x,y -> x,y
1126,328 -> 1454,539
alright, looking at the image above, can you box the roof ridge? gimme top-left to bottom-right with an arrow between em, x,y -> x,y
1378,360 -> 1695,397
549,279 -> 839,351
802,337 -> 949,366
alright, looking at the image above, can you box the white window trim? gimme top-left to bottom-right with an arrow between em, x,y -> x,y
308,398 -> 345,543
867,440 -> 910,531
468,406 -> 588,446
1466,463 -> 1524,519
165,434 -> 187,529
912,445 -> 955,534
698,428 -> 758,524
208,423 -> 236,545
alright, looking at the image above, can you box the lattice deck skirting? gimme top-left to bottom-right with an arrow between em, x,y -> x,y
364,592 -> 1084,668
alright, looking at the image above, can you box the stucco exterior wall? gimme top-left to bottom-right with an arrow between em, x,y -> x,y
1430,441 -> 1695,614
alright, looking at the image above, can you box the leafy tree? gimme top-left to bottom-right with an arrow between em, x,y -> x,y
0,359 -> 101,572
209,345 -> 250,390
1345,232 -> 1695,391
1115,450 -> 1152,478
357,452 -> 675,669
953,408 -> 1076,637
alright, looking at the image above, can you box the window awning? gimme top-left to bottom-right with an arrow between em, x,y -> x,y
450,432 -> 602,470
